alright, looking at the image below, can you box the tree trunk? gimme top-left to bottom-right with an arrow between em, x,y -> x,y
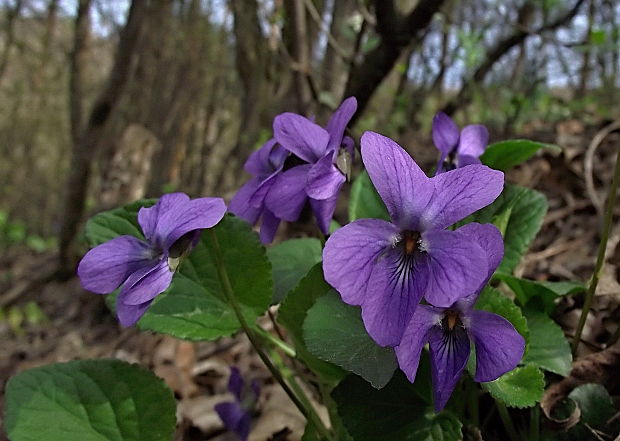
69,0 -> 91,147
230,0 -> 269,155
320,0 -> 356,101
344,0 -> 446,125
0,0 -> 24,84
58,0 -> 148,275
577,0 -> 596,97
290,0 -> 312,113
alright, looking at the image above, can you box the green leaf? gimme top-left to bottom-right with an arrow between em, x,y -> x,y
561,384 -> 619,441
568,384 -> 615,428
185,214 -> 272,314
466,184 -> 547,273
481,139 -> 560,171
482,365 -> 544,408
495,274 -> 584,314
589,29 -> 606,46
137,274 -> 240,340
139,215 -> 271,340
84,199 -> 156,246
522,310 -> 572,376
267,238 -> 323,304
475,287 -> 529,344
278,264 -> 345,381
88,204 -> 272,341
332,372 -> 462,441
303,291 -> 397,389
5,359 -> 176,441
348,171 -> 389,221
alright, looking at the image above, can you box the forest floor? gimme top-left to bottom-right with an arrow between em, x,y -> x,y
1,120 -> 619,441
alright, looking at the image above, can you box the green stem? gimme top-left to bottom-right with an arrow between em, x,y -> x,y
496,400 -> 519,441
208,230 -> 334,441
254,325 -> 296,358
270,350 -> 332,437
529,406 -> 540,441
572,146 -> 620,354
319,232 -> 327,248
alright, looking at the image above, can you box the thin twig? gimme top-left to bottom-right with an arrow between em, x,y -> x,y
572,134 -> 620,354
584,120 -> 620,215
208,230 -> 335,441
302,0 -> 350,60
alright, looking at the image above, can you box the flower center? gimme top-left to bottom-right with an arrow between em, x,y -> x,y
401,230 -> 421,256
442,150 -> 457,171
283,154 -> 307,171
441,309 -> 463,332
169,231 -> 196,258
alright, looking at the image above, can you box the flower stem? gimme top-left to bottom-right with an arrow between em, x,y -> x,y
572,146 -> 620,354
466,379 -> 479,426
269,349 -> 331,435
254,325 -> 296,358
529,405 -> 540,441
495,400 -> 519,441
208,230 -> 334,441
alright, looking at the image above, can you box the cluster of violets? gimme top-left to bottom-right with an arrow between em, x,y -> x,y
229,97 -> 357,242
77,100 -> 525,422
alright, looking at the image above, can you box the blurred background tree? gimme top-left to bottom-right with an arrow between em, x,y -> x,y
0,0 -> 617,272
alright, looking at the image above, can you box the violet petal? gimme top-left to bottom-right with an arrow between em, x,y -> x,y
77,235 -> 154,294
422,228 -> 488,307
248,170 -> 280,209
139,193 -> 227,250
395,305 -> 441,382
325,96 -> 357,150
137,193 -> 187,242
228,366 -> 244,401
117,259 -> 173,306
229,178 -> 262,225
273,113 -> 329,163
306,153 -> 346,200
420,165 -> 504,231
116,299 -> 152,327
259,210 -> 281,244
309,193 -> 340,235
323,218 -> 398,306
458,124 -> 488,158
265,164 -> 311,222
432,112 -> 459,155
244,139 -> 278,176
361,131 -> 433,230
428,325 -> 470,412
215,402 -> 251,441
360,246 -> 429,347
458,222 -> 504,287
456,154 -> 481,168
468,310 -> 525,382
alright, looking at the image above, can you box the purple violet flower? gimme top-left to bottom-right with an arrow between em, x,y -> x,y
433,112 -> 489,174
78,192 -> 226,326
264,97 -> 357,235
395,223 -> 525,412
323,132 -> 504,347
229,139 -> 289,243
215,367 -> 260,441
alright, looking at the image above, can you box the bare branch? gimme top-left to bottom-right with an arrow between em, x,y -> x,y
58,0 -> 148,274
442,0 -> 587,115
344,0 -> 446,123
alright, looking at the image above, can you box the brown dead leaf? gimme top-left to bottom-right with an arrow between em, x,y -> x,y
541,340 -> 620,430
